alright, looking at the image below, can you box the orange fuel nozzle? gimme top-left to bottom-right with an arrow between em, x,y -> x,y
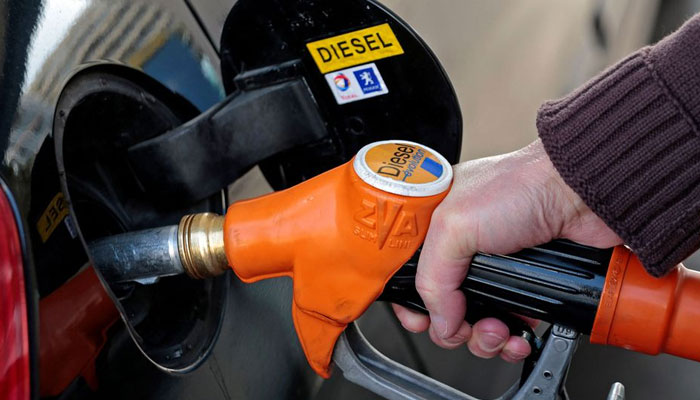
223,141 -> 453,377
94,139 -> 700,376
591,246 -> 700,361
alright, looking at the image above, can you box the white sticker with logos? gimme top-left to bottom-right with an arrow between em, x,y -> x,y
324,63 -> 389,105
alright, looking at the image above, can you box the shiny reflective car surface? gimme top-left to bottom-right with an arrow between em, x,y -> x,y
1,1 -> 316,398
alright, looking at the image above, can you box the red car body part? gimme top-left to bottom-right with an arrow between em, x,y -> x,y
38,267 -> 119,397
0,184 -> 31,400
591,246 -> 700,361
223,141 -> 453,377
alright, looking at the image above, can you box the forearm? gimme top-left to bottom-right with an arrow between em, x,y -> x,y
537,14 -> 700,276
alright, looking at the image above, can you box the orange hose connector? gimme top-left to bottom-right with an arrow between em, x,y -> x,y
591,246 -> 700,361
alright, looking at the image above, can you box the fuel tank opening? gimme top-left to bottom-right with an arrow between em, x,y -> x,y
53,65 -> 228,373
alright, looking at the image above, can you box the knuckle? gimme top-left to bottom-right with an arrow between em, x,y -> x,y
441,218 -> 460,240
432,209 -> 458,234
414,277 -> 438,300
427,209 -> 448,235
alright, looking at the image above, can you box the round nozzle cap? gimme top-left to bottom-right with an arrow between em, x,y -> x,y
353,140 -> 453,197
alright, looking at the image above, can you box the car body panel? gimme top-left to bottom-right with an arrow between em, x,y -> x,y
0,1 -> 317,398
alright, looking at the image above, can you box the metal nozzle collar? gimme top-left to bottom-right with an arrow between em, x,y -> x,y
178,213 -> 228,279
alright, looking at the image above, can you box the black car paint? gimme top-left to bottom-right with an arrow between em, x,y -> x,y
0,1 -> 316,398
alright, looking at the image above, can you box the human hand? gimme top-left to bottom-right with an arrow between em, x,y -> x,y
392,139 -> 622,362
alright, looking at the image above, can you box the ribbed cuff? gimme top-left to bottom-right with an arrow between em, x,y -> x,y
537,44 -> 700,277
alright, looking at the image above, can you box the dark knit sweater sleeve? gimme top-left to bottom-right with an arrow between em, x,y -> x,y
537,14 -> 700,277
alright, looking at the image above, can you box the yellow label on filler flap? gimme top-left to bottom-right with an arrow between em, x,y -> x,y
306,23 -> 404,73
37,192 -> 69,242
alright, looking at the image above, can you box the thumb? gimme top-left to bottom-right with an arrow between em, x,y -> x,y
415,210 -> 474,342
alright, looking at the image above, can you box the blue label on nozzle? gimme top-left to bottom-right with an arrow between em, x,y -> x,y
420,157 -> 443,178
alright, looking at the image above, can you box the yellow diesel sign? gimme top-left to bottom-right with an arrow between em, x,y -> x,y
306,23 -> 404,73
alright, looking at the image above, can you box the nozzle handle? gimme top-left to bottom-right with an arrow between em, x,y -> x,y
379,240 -> 612,334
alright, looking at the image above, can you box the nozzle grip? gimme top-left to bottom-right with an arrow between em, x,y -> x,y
380,240 -> 612,334
378,250 -> 537,340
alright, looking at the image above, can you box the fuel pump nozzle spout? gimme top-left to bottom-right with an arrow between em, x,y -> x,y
89,213 -> 227,284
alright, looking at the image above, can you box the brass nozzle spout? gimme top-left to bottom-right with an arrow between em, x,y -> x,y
178,213 -> 228,279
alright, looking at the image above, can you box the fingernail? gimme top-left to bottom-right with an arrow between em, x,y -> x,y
401,322 -> 420,333
444,334 -> 466,345
480,332 -> 506,352
505,350 -> 528,361
431,314 -> 448,338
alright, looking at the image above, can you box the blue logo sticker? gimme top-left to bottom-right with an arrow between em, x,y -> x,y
420,157 -> 443,178
353,67 -> 383,94
325,63 -> 389,105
